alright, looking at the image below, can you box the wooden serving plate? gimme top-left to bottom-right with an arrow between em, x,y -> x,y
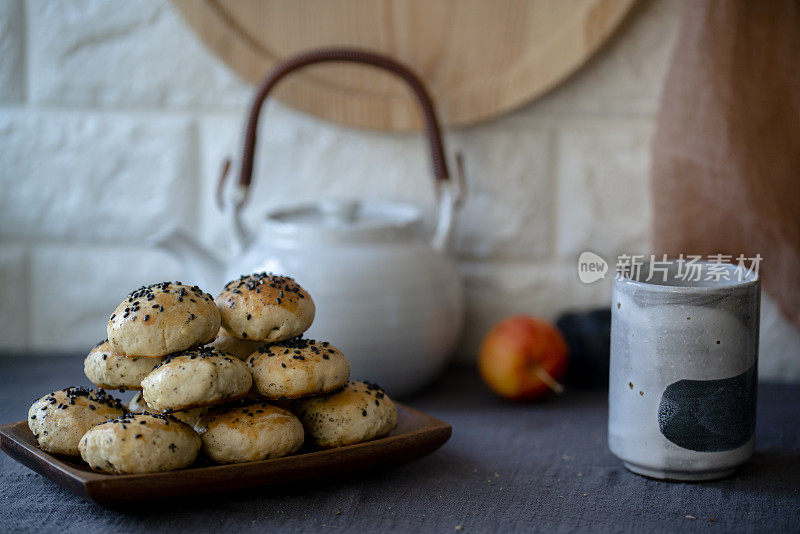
174,0 -> 637,130
0,403 -> 450,508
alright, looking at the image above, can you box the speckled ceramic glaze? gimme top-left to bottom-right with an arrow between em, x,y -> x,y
609,261 -> 760,481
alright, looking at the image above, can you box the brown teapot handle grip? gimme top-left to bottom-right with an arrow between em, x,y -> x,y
233,47 -> 451,201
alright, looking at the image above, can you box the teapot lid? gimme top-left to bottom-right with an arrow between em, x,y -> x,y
263,199 -> 422,243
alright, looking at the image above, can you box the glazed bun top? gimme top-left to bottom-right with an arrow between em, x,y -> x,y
196,400 -> 302,435
195,400 -> 305,463
215,273 -> 315,343
107,281 -> 221,358
291,381 -> 398,448
247,337 -> 350,400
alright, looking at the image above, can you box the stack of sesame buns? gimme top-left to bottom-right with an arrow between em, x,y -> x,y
28,272 -> 397,474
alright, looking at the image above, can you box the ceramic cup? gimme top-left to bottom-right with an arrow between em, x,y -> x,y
608,261 -> 760,481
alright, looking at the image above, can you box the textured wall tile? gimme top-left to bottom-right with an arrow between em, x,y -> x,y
555,120 -> 652,262
197,107 -> 552,261
0,245 -> 28,350
29,245 -> 185,351
0,110 -> 195,241
27,0 -> 250,109
454,260 -> 611,362
450,121 -> 552,259
0,0 -> 24,102
530,0 -> 682,117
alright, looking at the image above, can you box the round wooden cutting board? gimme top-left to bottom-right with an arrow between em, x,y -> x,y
173,0 -> 637,131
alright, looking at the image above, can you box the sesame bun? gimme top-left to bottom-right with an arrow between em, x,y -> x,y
107,282 -> 221,358
140,347 -> 252,412
196,401 -> 304,463
292,381 -> 397,449
83,340 -> 163,390
246,338 -> 350,400
128,391 -> 208,428
215,273 -> 315,343
209,326 -> 266,360
79,413 -> 200,474
28,387 -> 126,456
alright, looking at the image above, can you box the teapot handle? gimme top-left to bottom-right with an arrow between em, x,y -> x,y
219,47 -> 464,251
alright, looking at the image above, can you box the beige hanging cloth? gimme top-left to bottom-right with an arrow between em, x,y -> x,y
652,0 -> 800,326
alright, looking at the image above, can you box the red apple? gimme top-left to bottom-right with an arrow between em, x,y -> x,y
479,315 -> 569,401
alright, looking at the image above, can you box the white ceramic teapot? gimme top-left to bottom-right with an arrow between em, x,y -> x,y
152,49 -> 465,397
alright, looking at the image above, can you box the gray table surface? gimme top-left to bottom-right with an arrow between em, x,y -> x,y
0,354 -> 798,534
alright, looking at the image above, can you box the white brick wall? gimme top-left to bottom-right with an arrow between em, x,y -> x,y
0,245 -> 27,348
0,110 -> 196,240
27,0 -> 250,109
29,245 -> 183,349
1,0 -> 798,380
0,0 -> 24,103
555,121 -> 652,260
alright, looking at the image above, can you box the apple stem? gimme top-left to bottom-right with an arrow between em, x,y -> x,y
535,367 -> 565,395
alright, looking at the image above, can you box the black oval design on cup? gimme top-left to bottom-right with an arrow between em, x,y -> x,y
658,364 -> 757,452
